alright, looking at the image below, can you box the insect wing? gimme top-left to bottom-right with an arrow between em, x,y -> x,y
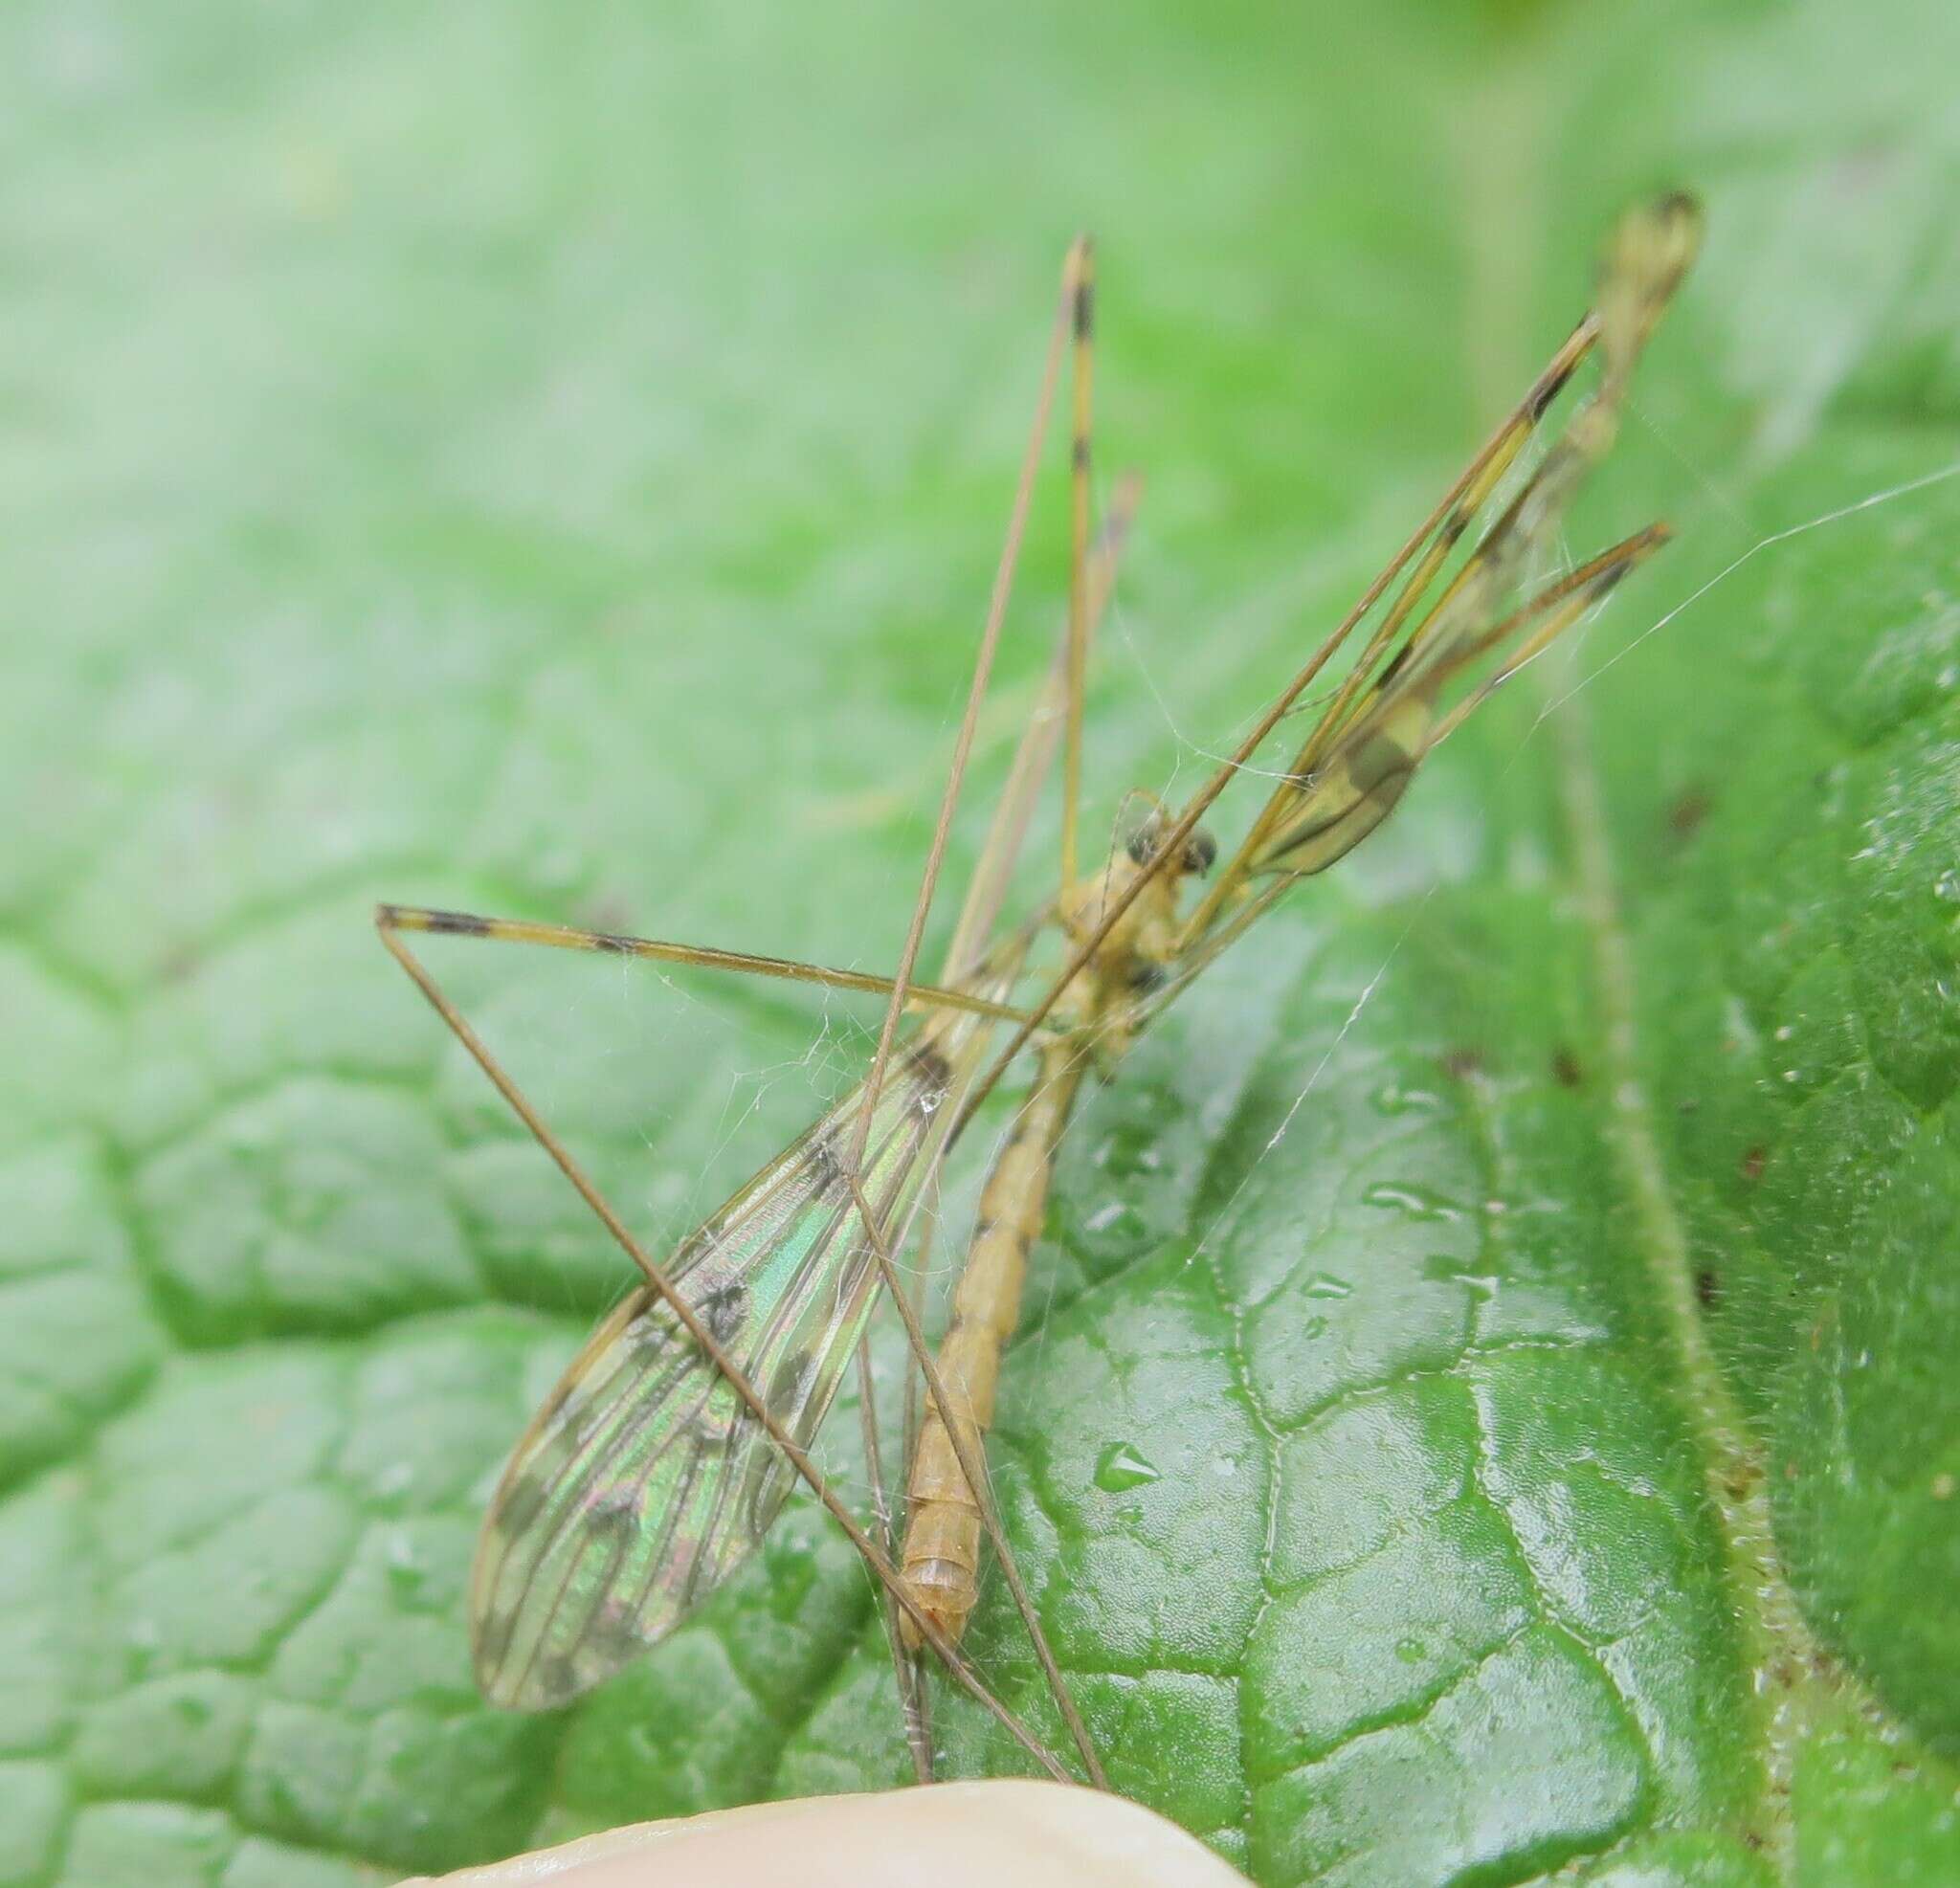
469,1035 -> 971,1709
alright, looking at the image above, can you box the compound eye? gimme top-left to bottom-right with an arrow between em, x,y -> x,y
1184,828 -> 1219,876
1125,810 -> 1171,867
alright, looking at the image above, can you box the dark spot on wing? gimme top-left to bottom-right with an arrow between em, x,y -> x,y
699,1281 -> 748,1344
768,1349 -> 815,1414
588,1599 -> 644,1662
588,1483 -> 643,1539
536,1653 -> 580,1702
475,1607 -> 517,1672
806,1129 -> 844,1194
1550,1047 -> 1583,1088
1348,732 -> 1413,798
498,1472 -> 551,1536
692,1402 -> 742,1451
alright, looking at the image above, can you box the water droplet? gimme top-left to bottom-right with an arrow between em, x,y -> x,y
1302,1272 -> 1353,1299
1421,1254 -> 1498,1296
1094,1110 -> 1173,1181
1069,1196 -> 1152,1264
1372,1081 -> 1442,1117
1361,1181 -> 1464,1222
1094,1441 -> 1161,1492
1394,1636 -> 1426,1665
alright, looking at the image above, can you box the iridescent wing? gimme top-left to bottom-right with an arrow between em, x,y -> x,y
468,1007 -> 997,1710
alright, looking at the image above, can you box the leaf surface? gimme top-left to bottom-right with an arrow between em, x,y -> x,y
4,2 -> 1958,1883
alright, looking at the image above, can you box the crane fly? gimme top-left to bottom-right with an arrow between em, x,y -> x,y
376,192 -> 1702,1792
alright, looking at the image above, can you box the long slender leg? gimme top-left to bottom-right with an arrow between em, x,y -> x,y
1184,318 -> 1597,939
875,477 -> 1144,1783
944,470 -> 1141,981
855,1326 -> 934,1782
878,1159 -> 947,1783
376,922 -> 1075,1782
846,1158 -> 1107,1787
1427,524 -> 1672,747
374,904 -> 1030,1026
951,197 -> 1697,1138
848,233 -> 1090,1174
949,327 -> 1595,1133
1243,206 -> 1700,888
840,236 -> 1107,1788
1147,526 -> 1678,1011
880,243 -> 1111,1778
1058,235 -> 1096,892
1198,195 -> 1698,935
893,232 -> 1105,1655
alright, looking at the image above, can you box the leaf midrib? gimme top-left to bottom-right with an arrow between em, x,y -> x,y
1491,203 -> 1875,1888
1441,51 -> 1874,1871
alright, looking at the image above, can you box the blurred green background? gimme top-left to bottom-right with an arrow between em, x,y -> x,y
4,1 -> 1959,1883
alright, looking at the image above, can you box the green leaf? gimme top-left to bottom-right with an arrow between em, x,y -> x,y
5,2 -> 1957,1884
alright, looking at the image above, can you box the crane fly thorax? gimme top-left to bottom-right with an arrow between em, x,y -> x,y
1054,823 -> 1214,1053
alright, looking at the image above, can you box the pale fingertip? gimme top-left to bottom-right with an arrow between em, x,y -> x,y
403,1781 -> 1251,1887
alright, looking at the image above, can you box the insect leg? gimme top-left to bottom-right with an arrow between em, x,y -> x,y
950,320 -> 1605,1135
837,235 -> 1105,1785
846,1155 -> 1108,1788
948,196 -> 1696,1139
373,904 -> 1031,1026
943,469 -> 1142,982
1059,234 -> 1096,891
